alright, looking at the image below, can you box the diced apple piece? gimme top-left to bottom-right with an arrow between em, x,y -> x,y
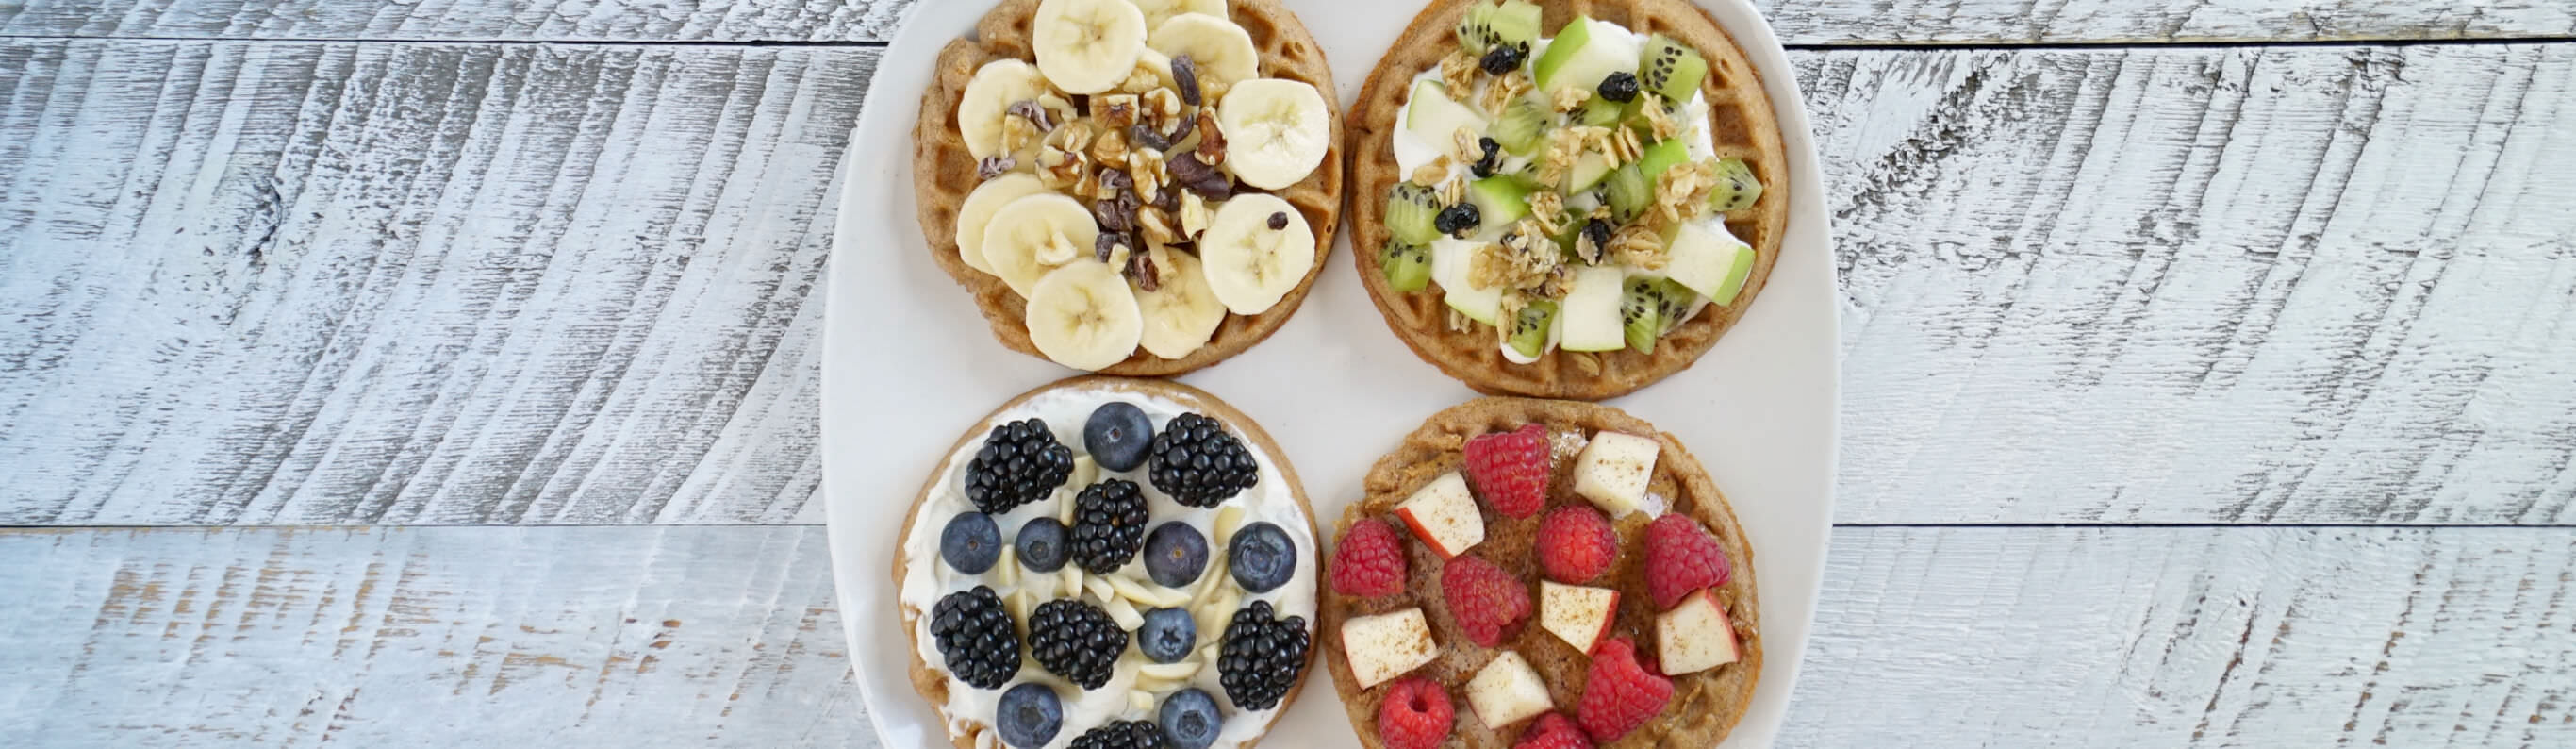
1539,581 -> 1619,654
1656,589 -> 1742,675
1343,608 -> 1440,689
1394,472 -> 1485,558
1572,431 -> 1658,515
1464,651 -> 1554,729
1663,222 -> 1749,300
1432,240 -> 1503,325
1558,266 -> 1627,352
1407,79 -> 1490,160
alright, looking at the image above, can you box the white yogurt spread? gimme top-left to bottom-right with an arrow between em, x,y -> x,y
1392,24 -> 1734,361
899,386 -> 1318,749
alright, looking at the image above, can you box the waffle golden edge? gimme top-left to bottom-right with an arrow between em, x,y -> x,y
1319,397 -> 1761,748
913,0 -> 1344,376
1347,0 -> 1791,400
894,375 -> 1322,749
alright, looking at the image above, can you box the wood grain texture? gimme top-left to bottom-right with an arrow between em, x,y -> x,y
1814,45 -> 2576,524
4,525 -> 2566,746
2,42 -> 2571,526
0,40 -> 859,525
0,0 -> 2569,45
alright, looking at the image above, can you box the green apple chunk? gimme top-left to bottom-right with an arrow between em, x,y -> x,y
1468,175 -> 1539,227
1407,79 -> 1489,160
1559,266 -> 1628,352
1433,240 -> 1503,325
1662,222 -> 1745,299
1533,16 -> 1642,99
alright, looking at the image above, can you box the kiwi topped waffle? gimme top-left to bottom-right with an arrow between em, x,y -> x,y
1318,397 -> 1760,748
913,0 -> 1344,377
1347,0 -> 1791,400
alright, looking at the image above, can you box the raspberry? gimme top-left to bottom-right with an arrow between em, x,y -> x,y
1577,638 -> 1673,742
1644,514 -> 1732,609
1513,713 -> 1593,749
1440,554 -> 1532,647
1535,505 -> 1616,583
1330,519 -> 1408,597
1462,424 -> 1551,518
1376,677 -> 1454,749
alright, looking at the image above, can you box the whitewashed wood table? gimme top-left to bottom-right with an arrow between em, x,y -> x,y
1,0 -> 2571,745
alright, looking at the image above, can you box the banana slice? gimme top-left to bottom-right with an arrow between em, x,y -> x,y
1025,260 -> 1145,371
1033,0 -> 1148,95
959,59 -> 1050,159
1147,12 -> 1259,88
1197,193 -> 1315,315
982,193 -> 1098,298
1132,247 -> 1228,359
1124,0 -> 1226,31
1218,78 -> 1330,190
953,175 -> 1048,275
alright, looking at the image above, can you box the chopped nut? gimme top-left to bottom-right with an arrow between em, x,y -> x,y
1165,153 -> 1232,201
1641,94 -> 1686,141
977,156 -> 1017,181
1006,100 -> 1059,133
1115,65 -> 1166,96
1090,125 -> 1131,170
1047,120 -> 1098,154
1608,222 -> 1668,271
1096,231 -> 1131,264
1097,93 -> 1140,130
1478,71 -> 1530,118
1096,167 -> 1136,201
1001,114 -> 1045,158
1070,164 -> 1101,202
1192,109 -> 1224,166
1199,77 -> 1232,106
1141,89 -> 1187,141
1440,50 -> 1480,98
1169,54 -> 1203,106
1552,85 -> 1592,113
1527,191 -> 1569,234
1137,206 -> 1181,246
1128,148 -> 1170,205
1037,94 -> 1078,128
1130,125 -> 1173,152
1180,192 -> 1214,241
1036,145 -> 1087,190
1130,244 -> 1165,291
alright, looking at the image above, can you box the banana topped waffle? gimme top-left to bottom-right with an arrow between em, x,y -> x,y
1347,0 -> 1790,400
894,376 -> 1323,748
913,0 -> 1344,376
1319,397 -> 1761,747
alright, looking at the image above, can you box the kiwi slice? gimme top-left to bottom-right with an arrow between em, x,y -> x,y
1709,158 -> 1763,212
1577,95 -> 1632,127
1381,240 -> 1432,292
1456,0 -> 1543,55
1468,175 -> 1540,227
1656,277 -> 1700,328
1635,137 -> 1691,178
1387,183 -> 1444,245
1489,97 -> 1551,157
1637,35 -> 1709,106
1620,276 -> 1673,353
1604,164 -> 1652,224
1508,298 -> 1557,358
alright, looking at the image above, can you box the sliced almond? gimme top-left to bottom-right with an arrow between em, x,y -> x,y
1103,594 -> 1145,631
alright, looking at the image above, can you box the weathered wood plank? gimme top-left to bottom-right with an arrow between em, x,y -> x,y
2,42 -> 2570,526
0,0 -> 2568,45
2,526 -> 2566,746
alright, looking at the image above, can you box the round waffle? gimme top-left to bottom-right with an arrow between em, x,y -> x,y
1319,397 -> 1761,747
894,375 -> 1323,749
912,0 -> 1345,377
1346,0 -> 1791,400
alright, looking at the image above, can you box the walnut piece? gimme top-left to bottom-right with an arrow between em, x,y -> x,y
1090,125 -> 1131,170
1179,191 -> 1214,242
1036,145 -> 1088,191
1128,148 -> 1169,206
1096,93 -> 1140,130
1141,89 -> 1187,141
1192,108 -> 1225,167
1136,206 -> 1181,246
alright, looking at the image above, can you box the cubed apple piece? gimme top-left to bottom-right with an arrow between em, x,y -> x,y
1572,431 -> 1659,515
1395,472 -> 1485,558
1655,589 -> 1742,675
1465,651 -> 1554,729
1344,608 -> 1440,690
1539,581 -> 1619,654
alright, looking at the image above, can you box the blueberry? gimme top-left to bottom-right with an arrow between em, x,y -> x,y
1599,71 -> 1641,103
1158,688 -> 1223,749
1144,522 -> 1210,588
941,512 -> 1001,574
1083,402 -> 1155,472
996,682 -> 1063,748
1016,517 -> 1068,573
1227,522 -> 1296,593
1434,202 -> 1480,237
1137,607 -> 1197,664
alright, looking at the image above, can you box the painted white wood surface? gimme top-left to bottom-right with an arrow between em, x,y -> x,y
2,42 -> 2568,525
0,0 -> 2568,44
2,526 -> 2566,747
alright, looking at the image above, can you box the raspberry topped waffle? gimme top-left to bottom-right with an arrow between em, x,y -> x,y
1319,397 -> 1760,747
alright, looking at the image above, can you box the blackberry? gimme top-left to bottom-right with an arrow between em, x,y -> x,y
929,586 -> 1021,690
1147,413 -> 1260,508
1216,600 -> 1309,710
1029,599 -> 1129,690
1070,720 -> 1168,749
1071,479 -> 1151,574
965,418 -> 1074,515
